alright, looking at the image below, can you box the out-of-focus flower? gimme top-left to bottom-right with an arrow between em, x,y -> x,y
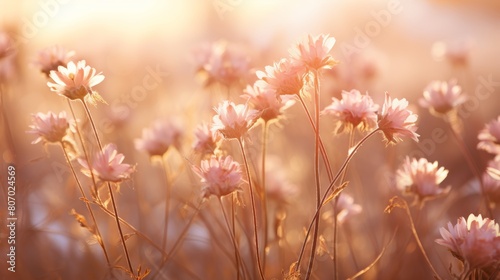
193,123 -> 222,156
212,100 -> 259,139
0,32 -> 14,61
0,31 -> 16,82
335,193 -> 362,224
78,143 -> 135,183
483,159 -> 500,203
289,34 -> 338,71
396,157 -> 450,204
378,93 -> 419,144
256,58 -> 306,96
35,46 -> 75,77
432,40 -> 471,67
135,120 -> 183,157
436,214 -> 500,270
419,80 -> 467,115
322,89 -> 379,134
265,157 -> 298,204
27,111 -> 74,144
47,60 -> 105,103
477,116 -> 500,155
192,155 -> 242,198
192,40 -> 250,87
242,82 -> 295,123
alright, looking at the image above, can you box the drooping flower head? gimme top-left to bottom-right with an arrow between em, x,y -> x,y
78,143 -> 135,183
378,92 -> 419,144
322,89 -> 379,134
436,214 -> 500,270
35,45 -> 75,77
27,111 -> 74,144
212,100 -> 259,139
192,155 -> 243,199
47,60 -> 105,103
135,119 -> 183,157
289,34 -> 338,71
477,116 -> 500,155
242,82 -> 295,123
192,40 -> 250,87
419,80 -> 467,115
256,58 -> 306,96
396,157 -> 450,205
193,123 -> 222,156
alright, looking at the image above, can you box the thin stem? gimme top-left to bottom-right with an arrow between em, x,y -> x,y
261,121 -> 269,273
446,113 -> 493,217
237,138 -> 265,280
160,156 -> 171,251
298,96 -> 333,181
218,198 -> 242,280
81,100 -> 135,277
305,70 -> 321,280
59,143 -> 111,266
401,199 -> 441,279
296,129 -> 379,271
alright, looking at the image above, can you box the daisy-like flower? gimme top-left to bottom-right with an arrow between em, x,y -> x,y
482,159 -> 500,203
378,92 -> 419,144
322,89 -> 379,134
193,123 -> 222,156
27,111 -> 74,144
335,193 -> 362,224
289,34 -> 338,71
436,214 -> 500,270
477,116 -> 500,155
135,120 -> 183,157
78,143 -> 135,183
396,157 -> 450,204
192,41 -> 250,87
419,80 -> 467,115
47,60 -> 105,103
35,46 -> 75,77
255,58 -> 306,96
212,100 -> 259,139
241,82 -> 295,123
192,155 -> 243,198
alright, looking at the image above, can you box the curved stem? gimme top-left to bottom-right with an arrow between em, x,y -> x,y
81,100 -> 135,277
160,157 -> 171,251
305,70 -> 321,280
237,138 -> 265,280
59,143 -> 111,266
261,121 -> 269,273
296,129 -> 379,271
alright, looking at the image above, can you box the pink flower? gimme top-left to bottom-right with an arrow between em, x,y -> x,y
419,80 -> 467,115
396,157 -> 450,204
289,34 -> 338,71
436,214 -> 500,269
0,32 -> 14,61
212,100 -> 259,139
378,93 -> 419,144
35,45 -> 75,77
27,111 -> 74,144
135,120 -> 183,157
192,155 -> 243,198
241,82 -> 295,123
193,123 -> 221,155
335,193 -> 362,224
192,41 -> 250,87
477,116 -> 500,155
78,143 -> 135,183
255,58 -> 306,95
265,157 -> 298,204
47,60 -> 105,103
482,159 -> 500,203
322,89 -> 379,134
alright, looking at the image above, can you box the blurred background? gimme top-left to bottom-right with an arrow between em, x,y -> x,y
1,0 -> 499,279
